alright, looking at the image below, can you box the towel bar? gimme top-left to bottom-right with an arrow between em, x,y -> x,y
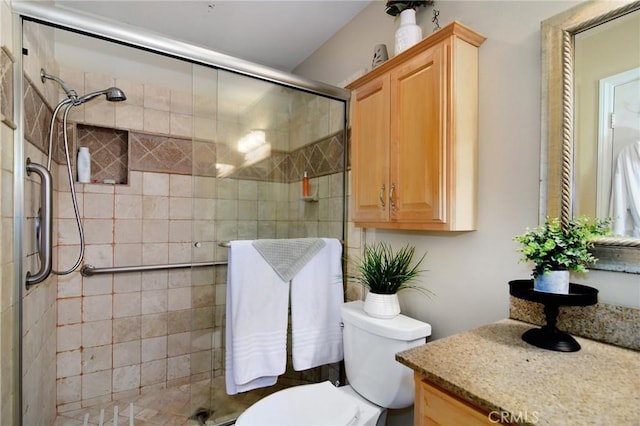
80,261 -> 227,276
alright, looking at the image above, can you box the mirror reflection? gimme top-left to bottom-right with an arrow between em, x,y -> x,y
573,10 -> 640,238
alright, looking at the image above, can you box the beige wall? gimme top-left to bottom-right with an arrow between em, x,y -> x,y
295,0 -> 640,341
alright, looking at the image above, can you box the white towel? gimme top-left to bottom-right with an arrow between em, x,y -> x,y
225,240 -> 289,395
291,238 -> 344,371
610,141 -> 640,237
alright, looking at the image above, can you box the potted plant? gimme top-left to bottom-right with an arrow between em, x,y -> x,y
386,1 -> 434,55
385,1 -> 433,17
349,242 -> 430,318
514,216 -> 610,294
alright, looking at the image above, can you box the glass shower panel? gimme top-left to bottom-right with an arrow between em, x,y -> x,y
194,62 -> 347,423
21,16 -> 346,426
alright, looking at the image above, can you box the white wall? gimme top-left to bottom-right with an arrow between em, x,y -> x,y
295,1 -> 640,341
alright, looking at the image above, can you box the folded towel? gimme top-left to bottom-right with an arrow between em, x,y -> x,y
225,240 -> 289,395
252,238 -> 326,282
291,238 -> 344,371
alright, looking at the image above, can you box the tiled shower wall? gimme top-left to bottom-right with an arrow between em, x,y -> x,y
21,20 -> 60,426
0,0 -> 18,423
20,44 -> 346,418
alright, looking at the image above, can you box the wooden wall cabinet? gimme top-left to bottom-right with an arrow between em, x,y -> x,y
414,374 -> 507,425
347,22 -> 485,231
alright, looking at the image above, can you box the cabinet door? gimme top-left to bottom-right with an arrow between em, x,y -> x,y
416,378 -> 495,425
351,75 -> 391,223
390,43 -> 446,225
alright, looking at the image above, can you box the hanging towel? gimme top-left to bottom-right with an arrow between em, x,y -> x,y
290,238 -> 344,371
252,238 -> 326,281
225,240 -> 289,395
610,141 -> 640,237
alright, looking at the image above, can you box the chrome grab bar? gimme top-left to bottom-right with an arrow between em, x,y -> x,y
25,159 -> 53,287
80,261 -> 227,277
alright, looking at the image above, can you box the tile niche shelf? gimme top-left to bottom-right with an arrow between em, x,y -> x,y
75,123 -> 129,185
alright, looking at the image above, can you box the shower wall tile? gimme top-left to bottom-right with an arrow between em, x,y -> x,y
83,219 -> 114,244
141,336 -> 167,362
193,115 -> 216,142
114,292 -> 141,319
115,78 -> 143,106
169,198 -> 192,220
82,294 -> 112,322
85,102 -> 115,128
114,220 -> 142,244
82,370 -> 111,400
58,324 -> 82,352
57,297 -> 82,325
141,313 -> 167,338
142,196 -> 169,219
113,340 -> 141,368
144,85 -> 171,111
143,108 -> 170,134
113,272 -> 142,294
116,103 -> 144,131
82,319 -> 112,348
116,170 -> 143,195
114,242 -> 141,267
170,112 -> 192,138
142,219 -> 169,243
115,194 -> 142,219
81,345 -> 112,374
170,89 -> 192,115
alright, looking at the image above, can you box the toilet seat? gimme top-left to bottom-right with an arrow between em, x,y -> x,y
235,381 -> 382,426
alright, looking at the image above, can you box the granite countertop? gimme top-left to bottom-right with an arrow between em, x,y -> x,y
396,319 -> 640,425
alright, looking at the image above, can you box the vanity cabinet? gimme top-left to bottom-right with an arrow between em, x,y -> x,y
415,374 -> 505,425
346,22 -> 485,230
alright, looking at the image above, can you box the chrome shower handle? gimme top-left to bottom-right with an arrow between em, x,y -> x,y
26,159 -> 53,287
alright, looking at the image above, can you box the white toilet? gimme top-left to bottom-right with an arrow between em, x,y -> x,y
235,300 -> 432,426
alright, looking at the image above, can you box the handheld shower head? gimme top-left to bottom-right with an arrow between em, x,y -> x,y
76,87 -> 127,105
40,69 -> 78,101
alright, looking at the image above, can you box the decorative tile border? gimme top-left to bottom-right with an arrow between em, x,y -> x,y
23,72 -> 346,183
23,75 -> 53,153
129,131 -> 192,175
509,297 -> 640,351
1,45 -> 14,124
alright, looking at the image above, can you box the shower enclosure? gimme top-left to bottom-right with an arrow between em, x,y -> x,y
9,3 -> 348,425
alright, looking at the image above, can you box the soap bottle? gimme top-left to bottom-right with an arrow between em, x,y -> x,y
77,147 -> 91,183
302,171 -> 310,197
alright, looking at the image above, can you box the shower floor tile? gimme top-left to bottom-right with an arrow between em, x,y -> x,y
53,376 -> 290,426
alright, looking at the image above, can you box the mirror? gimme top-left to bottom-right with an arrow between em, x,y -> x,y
541,0 -> 640,273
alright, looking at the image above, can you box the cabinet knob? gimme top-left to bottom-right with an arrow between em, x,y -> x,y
379,184 -> 386,209
389,183 -> 396,211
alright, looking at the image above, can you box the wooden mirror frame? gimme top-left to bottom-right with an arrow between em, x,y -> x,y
540,0 -> 640,273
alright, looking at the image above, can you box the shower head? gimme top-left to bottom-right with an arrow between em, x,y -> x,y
40,69 -> 78,101
75,87 -> 127,105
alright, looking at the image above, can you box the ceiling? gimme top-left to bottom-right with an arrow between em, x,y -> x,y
55,0 -> 372,72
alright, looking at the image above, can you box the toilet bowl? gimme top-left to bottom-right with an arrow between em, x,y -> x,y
235,381 -> 384,426
234,301 -> 431,426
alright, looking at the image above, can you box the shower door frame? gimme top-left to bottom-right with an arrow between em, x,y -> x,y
11,2 -> 350,424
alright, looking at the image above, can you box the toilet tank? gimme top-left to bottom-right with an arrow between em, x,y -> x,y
341,300 -> 431,409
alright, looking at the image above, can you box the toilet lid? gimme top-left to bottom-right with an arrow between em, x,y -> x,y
236,381 -> 361,426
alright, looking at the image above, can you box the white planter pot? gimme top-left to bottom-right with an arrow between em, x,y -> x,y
534,270 -> 570,294
394,9 -> 422,55
364,292 -> 401,319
